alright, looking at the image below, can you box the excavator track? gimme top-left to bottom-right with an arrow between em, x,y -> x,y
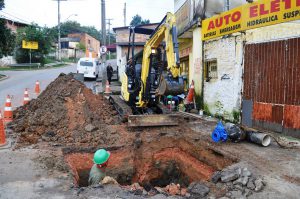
109,95 -> 180,127
109,95 -> 133,122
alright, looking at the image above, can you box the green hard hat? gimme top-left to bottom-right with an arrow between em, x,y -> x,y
94,149 -> 110,164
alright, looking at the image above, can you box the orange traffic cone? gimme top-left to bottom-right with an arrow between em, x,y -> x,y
3,95 -> 13,123
35,80 -> 40,95
185,80 -> 195,104
23,88 -> 30,105
0,110 -> 7,147
104,80 -> 111,94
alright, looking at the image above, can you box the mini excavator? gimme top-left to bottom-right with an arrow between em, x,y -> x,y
109,12 -> 186,126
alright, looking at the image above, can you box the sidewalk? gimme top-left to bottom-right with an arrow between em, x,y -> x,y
0,74 -> 8,81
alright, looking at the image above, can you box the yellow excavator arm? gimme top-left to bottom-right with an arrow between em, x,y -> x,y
121,12 -> 184,111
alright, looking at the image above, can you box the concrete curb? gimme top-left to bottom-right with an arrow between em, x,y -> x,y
0,75 -> 9,82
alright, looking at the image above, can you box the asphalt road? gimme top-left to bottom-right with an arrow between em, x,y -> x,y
0,64 -> 76,110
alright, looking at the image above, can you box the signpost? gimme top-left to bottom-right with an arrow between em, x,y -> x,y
22,40 -> 39,65
202,0 -> 300,41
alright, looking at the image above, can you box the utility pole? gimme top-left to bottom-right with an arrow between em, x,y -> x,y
101,0 -> 106,46
58,0 -> 61,61
106,18 -> 113,46
101,0 -> 107,91
225,0 -> 230,11
54,0 -> 67,61
106,18 -> 113,60
123,2 -> 126,26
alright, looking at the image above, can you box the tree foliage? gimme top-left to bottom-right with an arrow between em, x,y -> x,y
15,25 -> 55,64
0,0 -> 15,58
54,20 -> 116,45
130,14 -> 150,26
0,0 -> 4,9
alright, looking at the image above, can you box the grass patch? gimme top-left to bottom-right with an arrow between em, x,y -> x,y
0,63 -> 67,71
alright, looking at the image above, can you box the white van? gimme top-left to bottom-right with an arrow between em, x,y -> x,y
77,57 -> 100,79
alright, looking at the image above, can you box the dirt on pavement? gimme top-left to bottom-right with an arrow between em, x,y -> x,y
5,73 -> 300,199
9,73 -> 120,148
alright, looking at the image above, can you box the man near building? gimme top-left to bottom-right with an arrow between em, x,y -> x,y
88,149 -> 111,186
106,63 -> 113,84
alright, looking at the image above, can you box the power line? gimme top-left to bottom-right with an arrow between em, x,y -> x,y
0,10 -> 31,24
0,7 -> 33,23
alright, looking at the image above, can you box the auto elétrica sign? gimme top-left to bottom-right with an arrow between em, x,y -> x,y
202,0 -> 300,41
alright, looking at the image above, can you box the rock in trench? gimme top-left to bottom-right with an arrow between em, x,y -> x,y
211,171 -> 222,183
84,124 -> 97,132
188,182 -> 210,198
221,168 -> 241,183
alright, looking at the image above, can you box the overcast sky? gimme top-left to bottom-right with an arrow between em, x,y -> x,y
1,0 -> 174,30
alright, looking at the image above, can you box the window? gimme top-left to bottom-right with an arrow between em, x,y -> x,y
205,59 -> 218,81
80,61 -> 93,67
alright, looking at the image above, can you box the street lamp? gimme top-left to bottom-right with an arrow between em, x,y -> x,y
64,14 -> 78,21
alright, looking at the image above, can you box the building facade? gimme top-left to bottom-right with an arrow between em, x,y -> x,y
68,33 -> 100,58
113,23 -> 159,82
0,17 -> 29,66
175,0 -> 300,137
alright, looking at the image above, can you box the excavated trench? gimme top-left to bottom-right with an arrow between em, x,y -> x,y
64,137 -> 235,189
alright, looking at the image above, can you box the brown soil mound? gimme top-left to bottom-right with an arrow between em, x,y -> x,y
10,73 -> 119,148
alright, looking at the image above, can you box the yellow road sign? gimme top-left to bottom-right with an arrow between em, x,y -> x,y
22,40 -> 39,49
202,0 -> 300,41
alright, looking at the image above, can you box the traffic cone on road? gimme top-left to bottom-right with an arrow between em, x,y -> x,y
3,95 -> 13,123
0,111 -> 7,147
104,80 -> 112,94
35,80 -> 40,95
185,80 -> 195,104
23,88 -> 30,105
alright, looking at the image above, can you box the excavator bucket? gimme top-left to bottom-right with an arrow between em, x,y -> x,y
128,114 -> 180,127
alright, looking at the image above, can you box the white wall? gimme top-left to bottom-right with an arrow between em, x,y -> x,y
0,56 -> 16,66
201,22 -> 300,120
190,27 -> 203,97
116,45 -> 127,82
245,22 -> 300,44
203,35 -> 243,120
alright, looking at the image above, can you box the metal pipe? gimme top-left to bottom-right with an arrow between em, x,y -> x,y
247,131 -> 271,147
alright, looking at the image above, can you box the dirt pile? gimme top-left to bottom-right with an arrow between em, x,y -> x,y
10,73 -> 119,148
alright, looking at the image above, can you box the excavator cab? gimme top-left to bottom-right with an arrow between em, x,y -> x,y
124,26 -> 166,111
111,13 -> 186,124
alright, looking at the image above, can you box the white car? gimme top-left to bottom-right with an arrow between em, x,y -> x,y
77,57 -> 100,79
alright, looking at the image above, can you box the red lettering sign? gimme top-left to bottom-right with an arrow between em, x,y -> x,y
208,21 -> 215,30
282,0 -> 291,9
224,14 -> 231,24
297,0 -> 300,6
249,5 -> 258,18
232,11 -> 241,22
259,4 -> 269,15
215,18 -> 223,27
270,0 -> 280,13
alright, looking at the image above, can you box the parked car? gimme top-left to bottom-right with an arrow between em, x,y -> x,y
77,57 -> 100,79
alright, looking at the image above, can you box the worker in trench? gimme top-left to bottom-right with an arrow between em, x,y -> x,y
88,149 -> 111,185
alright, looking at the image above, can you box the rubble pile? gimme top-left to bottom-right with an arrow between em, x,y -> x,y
123,182 -> 209,198
10,73 -> 119,148
211,167 -> 266,198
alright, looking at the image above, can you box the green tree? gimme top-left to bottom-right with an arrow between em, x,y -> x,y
55,21 -> 116,45
76,42 -> 86,51
15,25 -> 54,64
60,21 -> 82,37
130,14 -> 150,26
0,0 -> 4,9
0,0 -> 16,58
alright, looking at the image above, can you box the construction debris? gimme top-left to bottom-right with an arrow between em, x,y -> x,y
9,73 -> 119,148
211,167 -> 266,198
